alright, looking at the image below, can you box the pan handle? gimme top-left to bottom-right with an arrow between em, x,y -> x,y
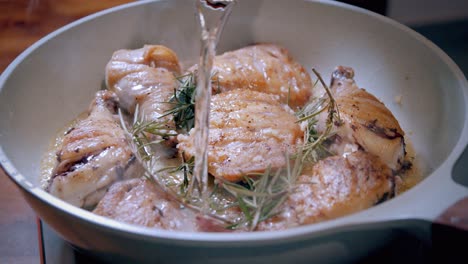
421,146 -> 468,262
433,143 -> 468,230
430,197 -> 468,262
375,143 -> 468,225
434,142 -> 468,232
436,143 -> 468,230
434,197 -> 468,230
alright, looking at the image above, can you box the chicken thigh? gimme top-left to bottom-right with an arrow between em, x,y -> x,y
48,91 -> 142,208
105,45 -> 181,127
177,89 -> 304,182
257,151 -> 394,230
93,178 -> 198,230
190,43 -> 313,109
318,66 -> 406,171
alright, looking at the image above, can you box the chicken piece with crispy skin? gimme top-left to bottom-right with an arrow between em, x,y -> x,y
177,89 -> 304,182
190,43 -> 313,109
318,66 -> 406,171
93,178 -> 198,230
257,151 -> 394,231
94,178 -> 233,232
48,91 -> 142,208
105,45 -> 181,127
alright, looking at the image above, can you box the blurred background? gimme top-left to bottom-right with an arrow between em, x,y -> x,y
342,0 -> 468,75
0,0 -> 467,263
1,0 -> 468,73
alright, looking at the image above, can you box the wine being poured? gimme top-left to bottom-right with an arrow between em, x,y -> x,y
191,0 -> 236,212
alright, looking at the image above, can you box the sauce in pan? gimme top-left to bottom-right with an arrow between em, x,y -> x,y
40,0 -> 423,232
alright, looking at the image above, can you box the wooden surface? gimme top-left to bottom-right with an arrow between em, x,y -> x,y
0,1 -> 133,263
0,168 -> 39,264
0,0 -> 134,72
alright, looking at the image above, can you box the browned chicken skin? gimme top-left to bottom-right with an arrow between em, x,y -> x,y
177,89 -> 304,182
105,45 -> 181,126
257,151 -> 394,231
190,43 -> 313,109
93,178 -> 198,230
47,42 -> 409,231
318,66 -> 406,171
48,91 -> 142,208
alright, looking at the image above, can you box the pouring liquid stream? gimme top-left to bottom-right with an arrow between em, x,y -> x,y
192,0 -> 235,213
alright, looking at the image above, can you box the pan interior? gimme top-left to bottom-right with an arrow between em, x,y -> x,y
0,0 -> 466,221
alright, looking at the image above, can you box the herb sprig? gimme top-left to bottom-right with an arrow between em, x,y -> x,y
159,72 -> 197,132
156,154 -> 194,194
296,69 -> 341,163
119,105 -> 177,162
161,71 -> 224,132
221,153 -> 303,230
118,106 -> 232,224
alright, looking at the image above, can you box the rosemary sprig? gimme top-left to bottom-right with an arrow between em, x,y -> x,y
119,106 -> 177,162
119,105 -> 234,224
162,72 -> 197,131
119,105 -> 188,191
296,69 -> 341,163
155,154 -> 194,194
220,153 -> 303,231
162,71 -> 222,132
312,68 -> 341,124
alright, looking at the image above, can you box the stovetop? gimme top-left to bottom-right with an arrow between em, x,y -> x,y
39,221 -> 105,264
